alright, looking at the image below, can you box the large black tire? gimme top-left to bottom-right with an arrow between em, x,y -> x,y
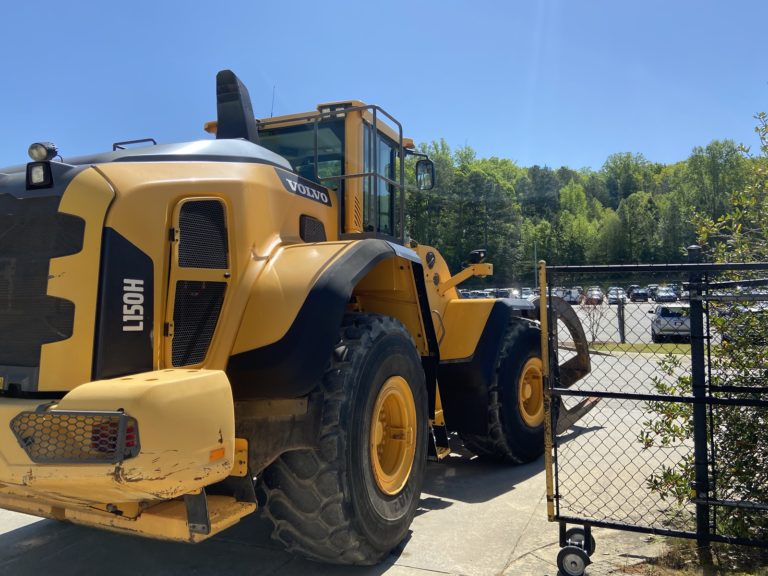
257,314 -> 428,564
461,320 -> 544,464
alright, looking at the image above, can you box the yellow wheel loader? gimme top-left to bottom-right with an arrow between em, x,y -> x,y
0,70 -> 591,564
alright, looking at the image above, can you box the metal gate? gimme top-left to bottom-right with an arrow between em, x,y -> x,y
541,248 -> 768,575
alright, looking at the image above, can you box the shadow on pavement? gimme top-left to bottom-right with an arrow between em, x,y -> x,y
0,512 -> 408,576
0,441 -> 550,575
422,441 -> 544,504
556,424 -> 604,444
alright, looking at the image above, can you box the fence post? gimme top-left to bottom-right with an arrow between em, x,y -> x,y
617,299 -> 626,344
688,245 -> 711,557
539,261 -> 556,522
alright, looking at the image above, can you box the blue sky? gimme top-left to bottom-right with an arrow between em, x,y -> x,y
1,1 -> 766,170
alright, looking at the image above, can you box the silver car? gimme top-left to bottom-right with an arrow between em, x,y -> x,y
650,304 -> 691,343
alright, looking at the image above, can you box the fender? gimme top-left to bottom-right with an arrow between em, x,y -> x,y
227,239 -> 437,399
437,300 -> 529,435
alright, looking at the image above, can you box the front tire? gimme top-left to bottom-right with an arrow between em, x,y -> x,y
258,314 -> 428,564
461,320 -> 544,464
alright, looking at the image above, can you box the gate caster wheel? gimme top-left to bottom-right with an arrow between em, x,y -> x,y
557,545 -> 590,576
564,527 -> 596,556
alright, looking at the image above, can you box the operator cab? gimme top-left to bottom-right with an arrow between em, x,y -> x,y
256,101 -> 434,244
206,73 -> 434,245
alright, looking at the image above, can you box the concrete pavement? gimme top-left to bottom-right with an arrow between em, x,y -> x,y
0,443 -> 663,576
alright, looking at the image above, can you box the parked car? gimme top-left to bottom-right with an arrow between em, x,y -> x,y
607,288 -> 628,305
584,287 -> 604,305
521,287 -> 533,299
654,287 -> 678,302
647,284 -> 659,298
627,284 -> 640,297
563,287 -> 583,304
630,288 -> 649,302
495,288 -> 521,299
650,303 -> 691,343
467,290 -> 488,299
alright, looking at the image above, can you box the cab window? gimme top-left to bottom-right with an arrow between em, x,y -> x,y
363,123 -> 396,235
258,119 -> 344,190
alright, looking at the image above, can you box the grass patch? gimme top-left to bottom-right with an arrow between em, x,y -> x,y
623,538 -> 768,575
589,342 -> 691,355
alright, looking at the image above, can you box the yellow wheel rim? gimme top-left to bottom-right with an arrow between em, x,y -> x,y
369,376 -> 417,496
518,357 -> 544,427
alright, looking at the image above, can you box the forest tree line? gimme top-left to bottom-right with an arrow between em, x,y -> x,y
405,138 -> 752,286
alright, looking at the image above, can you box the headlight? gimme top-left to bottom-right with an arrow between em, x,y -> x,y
28,141 -> 57,162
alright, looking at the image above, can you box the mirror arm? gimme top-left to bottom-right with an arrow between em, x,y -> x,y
438,263 -> 494,296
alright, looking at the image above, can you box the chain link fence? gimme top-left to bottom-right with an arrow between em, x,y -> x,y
542,256 -> 768,575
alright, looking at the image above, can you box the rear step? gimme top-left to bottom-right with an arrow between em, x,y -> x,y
0,491 -> 256,542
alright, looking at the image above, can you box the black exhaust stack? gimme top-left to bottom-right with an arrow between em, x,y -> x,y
215,70 -> 259,144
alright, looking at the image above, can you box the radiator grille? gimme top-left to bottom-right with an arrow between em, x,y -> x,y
0,193 -> 83,368
172,281 -> 226,366
178,200 -> 228,269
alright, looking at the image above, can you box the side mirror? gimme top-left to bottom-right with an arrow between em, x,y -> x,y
468,249 -> 487,264
416,159 -> 435,190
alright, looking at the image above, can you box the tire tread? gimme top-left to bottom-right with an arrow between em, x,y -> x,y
258,314 -> 417,564
461,320 -> 541,464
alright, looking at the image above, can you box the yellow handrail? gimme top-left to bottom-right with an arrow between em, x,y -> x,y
539,260 -> 555,521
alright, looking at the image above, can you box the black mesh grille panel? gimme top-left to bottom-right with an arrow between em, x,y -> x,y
0,193 -> 84,367
172,281 -> 226,366
10,411 -> 139,464
300,215 -> 327,242
178,200 -> 228,269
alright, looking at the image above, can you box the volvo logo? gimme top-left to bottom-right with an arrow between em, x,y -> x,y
276,169 -> 333,207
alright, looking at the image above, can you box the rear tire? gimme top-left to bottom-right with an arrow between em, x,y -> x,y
258,314 -> 428,564
461,320 -> 544,464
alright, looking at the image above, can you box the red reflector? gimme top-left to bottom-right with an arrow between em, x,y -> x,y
125,425 -> 136,447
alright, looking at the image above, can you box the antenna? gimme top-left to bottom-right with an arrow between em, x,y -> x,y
270,85 -> 276,118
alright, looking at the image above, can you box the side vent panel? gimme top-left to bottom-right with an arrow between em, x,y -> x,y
179,200 -> 228,269
299,215 -> 327,243
353,194 -> 363,231
166,198 -> 230,368
172,281 -> 227,367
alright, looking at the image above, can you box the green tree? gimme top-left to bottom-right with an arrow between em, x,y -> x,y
685,139 -> 749,223
603,152 -> 651,208
617,191 -> 659,262
522,165 -> 560,218
582,170 -> 610,207
641,113 -> 768,541
592,208 -> 623,263
407,139 -> 455,247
